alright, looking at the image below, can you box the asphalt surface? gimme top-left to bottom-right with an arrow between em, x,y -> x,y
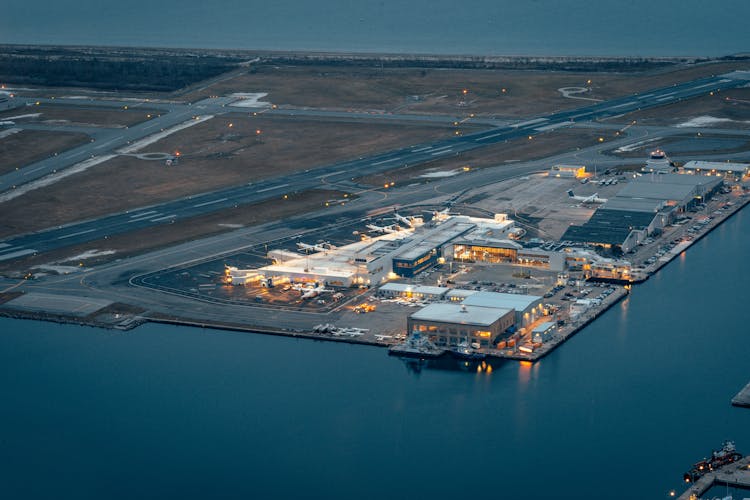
1,70 -> 749,263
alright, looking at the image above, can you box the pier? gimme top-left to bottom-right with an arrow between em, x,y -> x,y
731,380 -> 750,408
678,457 -> 750,500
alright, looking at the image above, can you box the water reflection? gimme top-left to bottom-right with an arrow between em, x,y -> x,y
397,355 -> 500,376
517,360 -> 536,392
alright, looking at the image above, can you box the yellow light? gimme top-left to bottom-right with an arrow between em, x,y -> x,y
283,194 -> 288,199
228,123 -> 233,128
598,137 -> 604,142
462,89 -> 468,95
501,88 -> 507,93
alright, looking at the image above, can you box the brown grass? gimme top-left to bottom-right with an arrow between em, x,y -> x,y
181,61 -> 750,118
0,104 -> 157,127
0,129 -> 90,175
0,190 -> 344,273
0,114 -> 451,237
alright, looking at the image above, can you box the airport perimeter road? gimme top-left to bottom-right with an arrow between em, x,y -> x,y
1,71 -> 749,263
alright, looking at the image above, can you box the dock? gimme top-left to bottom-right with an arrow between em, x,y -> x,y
731,380 -> 750,408
678,457 -> 750,500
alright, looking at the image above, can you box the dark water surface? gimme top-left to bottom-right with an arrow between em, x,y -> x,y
2,0 -> 749,56
1,210 -> 748,498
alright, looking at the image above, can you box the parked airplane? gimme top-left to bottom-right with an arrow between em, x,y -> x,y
392,212 -> 422,227
300,284 -> 332,299
567,190 -> 608,204
366,223 -> 401,234
297,241 -> 335,253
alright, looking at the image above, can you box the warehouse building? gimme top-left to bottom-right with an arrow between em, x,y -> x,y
681,160 -> 750,180
461,291 -> 543,328
561,174 -> 722,253
407,303 -> 515,348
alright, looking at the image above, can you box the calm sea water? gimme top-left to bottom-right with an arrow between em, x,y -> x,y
1,209 -> 748,499
1,0 -> 749,57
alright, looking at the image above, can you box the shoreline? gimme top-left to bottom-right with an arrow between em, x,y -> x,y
2,43 -> 747,62
2,194 -> 747,361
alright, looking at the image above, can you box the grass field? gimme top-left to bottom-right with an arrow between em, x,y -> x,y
181,61 -> 750,119
0,129 -> 90,175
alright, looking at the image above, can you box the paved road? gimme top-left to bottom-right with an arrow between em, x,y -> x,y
1,70 -> 749,262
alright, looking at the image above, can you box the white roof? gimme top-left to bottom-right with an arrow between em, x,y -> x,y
411,303 -> 512,326
462,291 -> 542,311
380,283 -> 412,292
379,283 -> 448,296
682,160 -> 749,173
532,321 -> 556,333
415,286 -> 449,296
446,289 -> 479,298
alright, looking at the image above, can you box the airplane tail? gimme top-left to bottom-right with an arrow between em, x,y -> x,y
567,190 -> 574,197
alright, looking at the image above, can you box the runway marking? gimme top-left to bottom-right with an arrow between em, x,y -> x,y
129,210 -> 158,218
475,131 -> 506,142
0,249 -> 36,261
94,138 -> 118,150
143,122 -> 161,130
513,118 -> 548,128
656,96 -> 675,102
372,156 -> 402,166
257,183 -> 289,193
316,171 -> 344,179
430,149 -> 452,156
0,243 -> 13,250
194,197 -> 228,207
608,101 -> 636,110
692,81 -> 720,90
411,146 -> 433,153
150,214 -> 177,222
637,93 -> 654,99
534,122 -> 569,132
22,165 -> 51,176
57,228 -> 96,239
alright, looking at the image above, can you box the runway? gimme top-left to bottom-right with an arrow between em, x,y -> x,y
1,70 -> 748,262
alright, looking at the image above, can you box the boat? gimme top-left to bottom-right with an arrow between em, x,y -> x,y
388,332 -> 446,359
449,341 -> 486,361
683,440 -> 743,483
